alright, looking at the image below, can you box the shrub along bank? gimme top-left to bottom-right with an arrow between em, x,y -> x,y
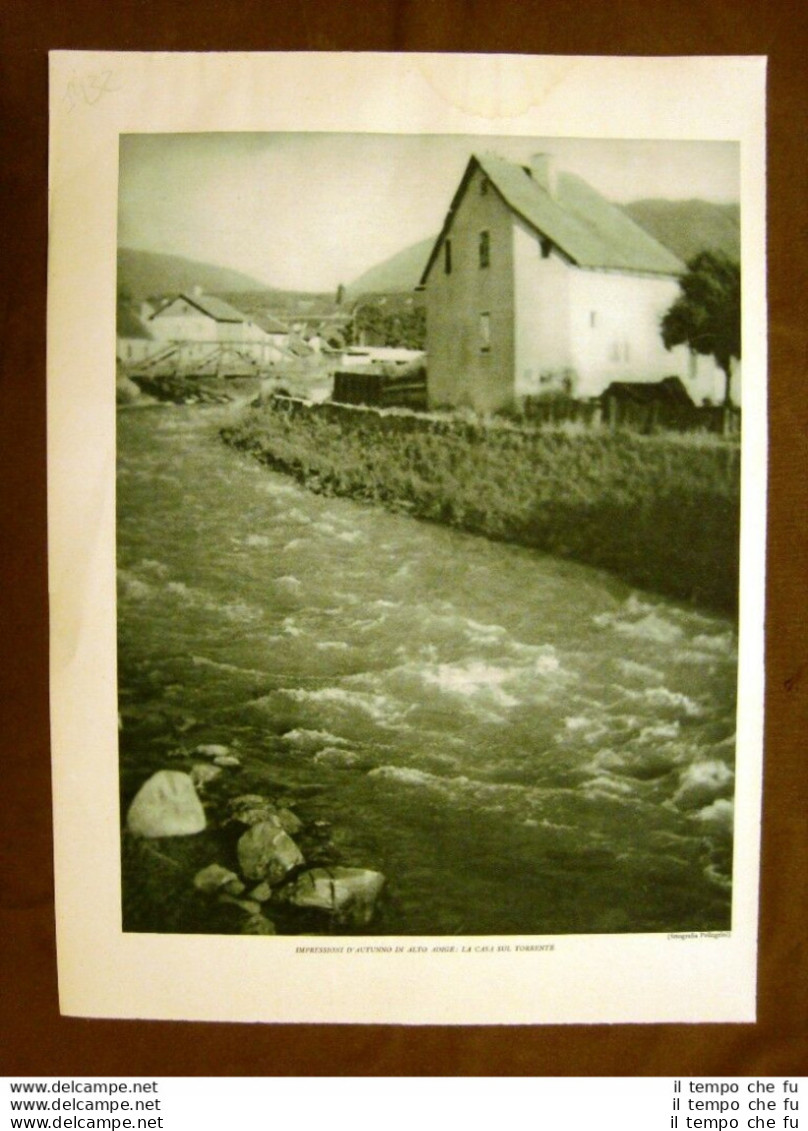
222,398 -> 741,613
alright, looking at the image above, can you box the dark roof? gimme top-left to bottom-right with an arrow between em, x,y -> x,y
601,377 -> 694,406
152,293 -> 248,323
421,154 -> 685,284
117,304 -> 154,340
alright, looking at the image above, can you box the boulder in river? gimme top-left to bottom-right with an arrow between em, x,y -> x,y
230,806 -> 282,829
213,754 -> 241,768
289,867 -> 385,927
194,864 -> 245,896
241,913 -> 276,935
194,743 -> 231,760
276,808 -> 303,835
190,763 -> 223,791
237,821 -> 304,883
126,771 -> 206,838
248,882 -> 273,903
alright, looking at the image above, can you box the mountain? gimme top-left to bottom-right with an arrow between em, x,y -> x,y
118,248 -> 270,302
621,200 -> 740,264
346,236 -> 435,297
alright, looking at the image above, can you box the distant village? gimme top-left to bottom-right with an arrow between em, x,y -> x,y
118,151 -> 741,422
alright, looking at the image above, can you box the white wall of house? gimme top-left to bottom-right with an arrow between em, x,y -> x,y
512,219 -> 572,396
567,270 -> 681,397
511,225 -> 737,405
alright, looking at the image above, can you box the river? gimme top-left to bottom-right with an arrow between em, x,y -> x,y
118,406 -> 736,936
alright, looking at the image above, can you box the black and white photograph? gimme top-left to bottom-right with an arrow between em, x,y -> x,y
47,51 -> 766,1024
116,132 -> 741,939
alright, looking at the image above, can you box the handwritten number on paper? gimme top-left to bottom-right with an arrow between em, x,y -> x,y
63,70 -> 120,113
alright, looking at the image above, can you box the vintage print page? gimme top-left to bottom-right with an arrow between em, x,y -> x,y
48,52 -> 767,1024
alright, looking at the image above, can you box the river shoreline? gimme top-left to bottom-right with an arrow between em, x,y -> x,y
222,396 -> 741,615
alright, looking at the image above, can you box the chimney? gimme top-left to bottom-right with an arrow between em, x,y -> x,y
192,284 -> 203,297
529,153 -> 557,198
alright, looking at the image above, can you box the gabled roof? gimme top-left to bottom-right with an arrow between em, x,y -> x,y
152,293 -> 248,323
421,153 -> 685,283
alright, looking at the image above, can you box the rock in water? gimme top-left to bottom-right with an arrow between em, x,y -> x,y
213,754 -> 241,768
190,763 -> 223,791
194,864 -> 245,896
241,914 -> 276,936
237,821 -> 304,883
231,806 -> 282,829
276,808 -> 303,835
194,744 -> 230,760
289,867 -> 385,926
126,771 -> 206,838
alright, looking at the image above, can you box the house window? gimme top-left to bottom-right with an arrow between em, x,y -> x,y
590,311 -> 597,328
479,312 -> 491,352
480,177 -> 489,196
479,230 -> 490,269
444,239 -> 452,275
540,237 -> 552,259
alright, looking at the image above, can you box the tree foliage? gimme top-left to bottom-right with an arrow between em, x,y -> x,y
348,302 -> 426,350
661,250 -> 740,405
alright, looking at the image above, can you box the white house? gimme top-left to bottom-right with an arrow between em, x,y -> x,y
148,289 -> 289,366
419,153 -> 732,412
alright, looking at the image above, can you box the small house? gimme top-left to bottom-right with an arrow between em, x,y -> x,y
148,288 -> 284,366
419,153 -> 729,413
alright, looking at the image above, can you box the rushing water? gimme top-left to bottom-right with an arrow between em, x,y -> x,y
118,407 -> 737,936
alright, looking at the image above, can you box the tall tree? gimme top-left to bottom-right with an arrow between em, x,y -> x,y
661,250 -> 741,406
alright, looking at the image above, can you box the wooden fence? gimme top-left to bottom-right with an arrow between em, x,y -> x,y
332,368 -> 428,411
524,395 -> 740,436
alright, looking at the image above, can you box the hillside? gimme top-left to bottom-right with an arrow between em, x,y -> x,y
621,200 -> 740,264
346,236 -> 435,297
118,248 -> 270,302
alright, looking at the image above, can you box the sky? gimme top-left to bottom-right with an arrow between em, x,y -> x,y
118,133 -> 740,292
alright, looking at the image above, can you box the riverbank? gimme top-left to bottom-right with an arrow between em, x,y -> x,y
121,736 -> 385,936
222,397 -> 741,613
